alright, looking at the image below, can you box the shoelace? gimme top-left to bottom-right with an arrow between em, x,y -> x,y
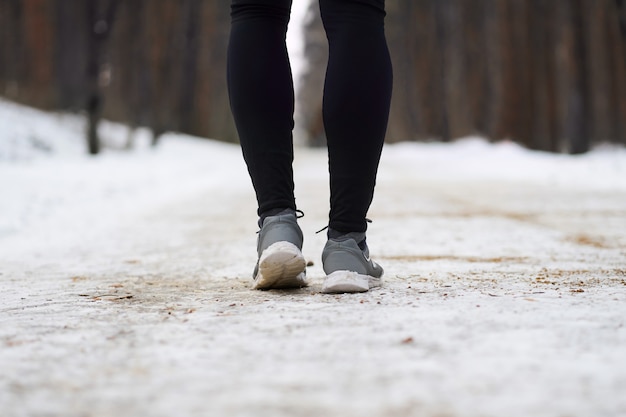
315,218 -> 372,235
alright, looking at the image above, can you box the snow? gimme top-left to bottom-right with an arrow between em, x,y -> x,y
1,98 -> 626,417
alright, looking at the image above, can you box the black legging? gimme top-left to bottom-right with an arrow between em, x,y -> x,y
227,0 -> 392,233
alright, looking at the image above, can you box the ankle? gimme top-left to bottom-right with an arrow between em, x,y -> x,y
327,228 -> 367,251
259,208 -> 296,227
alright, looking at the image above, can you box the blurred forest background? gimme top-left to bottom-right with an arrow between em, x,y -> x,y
1,0 -> 625,154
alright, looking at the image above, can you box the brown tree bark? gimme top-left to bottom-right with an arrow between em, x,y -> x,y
2,0 -> 625,152
85,0 -> 119,155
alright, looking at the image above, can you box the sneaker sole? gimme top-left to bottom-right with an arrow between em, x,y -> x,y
253,242 -> 307,290
321,270 -> 382,294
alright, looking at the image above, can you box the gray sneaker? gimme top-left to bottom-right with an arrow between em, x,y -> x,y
321,232 -> 383,294
252,209 -> 307,290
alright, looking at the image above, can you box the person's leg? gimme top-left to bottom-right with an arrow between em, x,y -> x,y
319,0 -> 392,293
227,0 -> 307,289
319,0 -> 393,234
227,0 -> 296,219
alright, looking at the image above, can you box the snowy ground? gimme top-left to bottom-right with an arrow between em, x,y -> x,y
1,99 -> 626,417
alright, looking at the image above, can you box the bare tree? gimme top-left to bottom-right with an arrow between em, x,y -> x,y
1,0 -> 624,152
85,0 -> 119,155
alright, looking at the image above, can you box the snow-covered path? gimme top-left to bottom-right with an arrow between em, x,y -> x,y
1,102 -> 626,417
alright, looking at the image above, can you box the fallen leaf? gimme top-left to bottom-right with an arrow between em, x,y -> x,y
71,276 -> 88,282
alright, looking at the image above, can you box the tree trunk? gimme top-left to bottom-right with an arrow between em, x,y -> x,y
85,0 -> 119,155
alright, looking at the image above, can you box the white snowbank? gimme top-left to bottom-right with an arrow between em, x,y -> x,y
0,99 -> 248,261
381,137 -> 626,191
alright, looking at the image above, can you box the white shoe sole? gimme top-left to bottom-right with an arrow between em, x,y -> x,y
253,242 -> 307,290
321,270 -> 382,294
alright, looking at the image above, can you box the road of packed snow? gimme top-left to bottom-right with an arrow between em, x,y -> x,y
1,98 -> 625,417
